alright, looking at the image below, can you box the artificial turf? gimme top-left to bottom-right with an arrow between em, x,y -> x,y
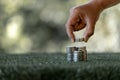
0,53 -> 120,80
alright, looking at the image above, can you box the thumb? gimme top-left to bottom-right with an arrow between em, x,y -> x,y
84,19 -> 95,42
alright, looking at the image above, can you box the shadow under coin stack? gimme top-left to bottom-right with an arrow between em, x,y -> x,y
66,38 -> 87,62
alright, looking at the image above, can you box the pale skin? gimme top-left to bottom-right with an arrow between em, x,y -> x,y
66,0 -> 120,42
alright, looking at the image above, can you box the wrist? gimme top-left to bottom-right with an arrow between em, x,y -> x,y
89,0 -> 104,12
93,0 -> 120,9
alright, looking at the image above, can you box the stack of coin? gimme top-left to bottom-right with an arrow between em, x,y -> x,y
66,46 -> 76,61
77,46 -> 87,61
66,38 -> 87,62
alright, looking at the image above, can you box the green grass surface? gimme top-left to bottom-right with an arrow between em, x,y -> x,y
0,53 -> 120,80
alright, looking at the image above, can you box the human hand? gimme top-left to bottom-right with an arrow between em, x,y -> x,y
65,1 -> 103,42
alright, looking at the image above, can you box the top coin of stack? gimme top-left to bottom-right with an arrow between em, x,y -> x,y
75,38 -> 84,42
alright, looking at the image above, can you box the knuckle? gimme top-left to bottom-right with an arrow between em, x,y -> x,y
70,8 -> 74,12
70,7 -> 78,13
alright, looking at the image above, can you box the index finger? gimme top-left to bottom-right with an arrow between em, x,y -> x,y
66,24 -> 75,42
65,10 -> 80,42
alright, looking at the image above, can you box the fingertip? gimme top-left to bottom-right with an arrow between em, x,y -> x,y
83,32 -> 89,42
83,36 -> 88,42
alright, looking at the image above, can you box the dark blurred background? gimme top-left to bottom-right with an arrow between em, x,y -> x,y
0,0 -> 120,53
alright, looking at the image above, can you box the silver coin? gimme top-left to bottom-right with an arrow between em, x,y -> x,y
75,38 -> 84,42
67,53 -> 73,61
66,47 -> 76,61
73,51 -> 83,62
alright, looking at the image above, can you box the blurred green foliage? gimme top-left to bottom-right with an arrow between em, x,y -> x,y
0,0 -> 75,53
